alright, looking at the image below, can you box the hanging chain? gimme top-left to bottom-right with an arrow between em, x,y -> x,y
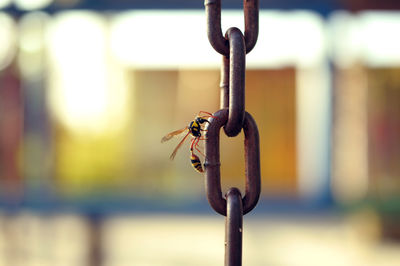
204,1 -> 261,265
205,0 -> 259,55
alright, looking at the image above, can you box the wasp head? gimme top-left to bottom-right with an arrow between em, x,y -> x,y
196,117 -> 210,125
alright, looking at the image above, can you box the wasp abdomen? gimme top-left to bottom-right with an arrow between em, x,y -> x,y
190,154 -> 204,173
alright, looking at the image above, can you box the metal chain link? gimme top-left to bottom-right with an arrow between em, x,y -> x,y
204,1 -> 261,265
205,0 -> 259,55
224,28 -> 245,137
205,109 -> 260,215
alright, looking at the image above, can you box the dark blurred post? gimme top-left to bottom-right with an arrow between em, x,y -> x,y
19,13 -> 53,201
88,214 -> 103,266
0,63 -> 23,265
0,63 -> 23,202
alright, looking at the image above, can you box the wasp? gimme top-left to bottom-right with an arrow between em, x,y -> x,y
161,111 -> 215,173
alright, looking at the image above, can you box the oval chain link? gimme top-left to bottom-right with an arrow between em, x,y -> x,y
224,27 -> 245,137
205,109 -> 261,216
204,0 -> 260,214
205,0 -> 259,56
204,2 -> 260,265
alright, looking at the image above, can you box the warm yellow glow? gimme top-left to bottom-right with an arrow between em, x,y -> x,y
296,65 -> 331,201
110,10 -> 326,69
19,12 -> 48,53
47,11 -> 127,135
110,11 -> 217,69
18,12 -> 49,78
2,213 -> 397,266
14,0 -> 53,10
330,11 -> 400,67
250,11 -> 326,68
360,12 -> 400,66
0,12 -> 16,71
331,66 -> 368,203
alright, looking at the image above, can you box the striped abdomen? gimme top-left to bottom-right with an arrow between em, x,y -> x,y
190,153 -> 204,173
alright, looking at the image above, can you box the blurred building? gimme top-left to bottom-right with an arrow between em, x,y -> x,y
1,0 -> 400,265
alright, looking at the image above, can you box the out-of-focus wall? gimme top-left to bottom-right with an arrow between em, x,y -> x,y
1,4 -> 400,266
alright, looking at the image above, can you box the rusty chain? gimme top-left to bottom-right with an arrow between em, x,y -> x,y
204,1 -> 261,265
205,109 -> 260,215
205,0 -> 259,55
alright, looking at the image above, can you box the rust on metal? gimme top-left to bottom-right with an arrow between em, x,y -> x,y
225,187 -> 243,266
203,1 -> 260,264
220,56 -> 229,109
224,27 -> 245,137
204,0 -> 259,56
204,109 -> 261,216
205,0 -> 228,56
243,0 -> 259,53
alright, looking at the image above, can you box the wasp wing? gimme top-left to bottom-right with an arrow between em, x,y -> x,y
161,127 -> 188,143
170,132 -> 190,160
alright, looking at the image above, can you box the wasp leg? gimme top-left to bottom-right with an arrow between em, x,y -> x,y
195,148 -> 205,157
191,137 -> 202,155
194,137 -> 205,157
190,138 -> 196,152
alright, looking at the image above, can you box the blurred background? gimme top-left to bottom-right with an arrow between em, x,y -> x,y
1,0 -> 400,265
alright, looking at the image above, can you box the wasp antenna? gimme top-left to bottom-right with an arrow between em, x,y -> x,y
198,111 -> 216,118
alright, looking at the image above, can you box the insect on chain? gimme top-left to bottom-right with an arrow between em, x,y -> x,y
161,111 -> 216,173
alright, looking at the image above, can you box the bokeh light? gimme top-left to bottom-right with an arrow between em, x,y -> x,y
1,3 -> 400,265
0,13 -> 16,71
14,0 -> 53,10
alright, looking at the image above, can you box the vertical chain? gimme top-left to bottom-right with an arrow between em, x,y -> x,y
205,110 -> 260,216
205,0 -> 259,55
204,1 -> 260,265
220,56 -> 229,109
225,188 -> 243,266
224,28 -> 245,137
